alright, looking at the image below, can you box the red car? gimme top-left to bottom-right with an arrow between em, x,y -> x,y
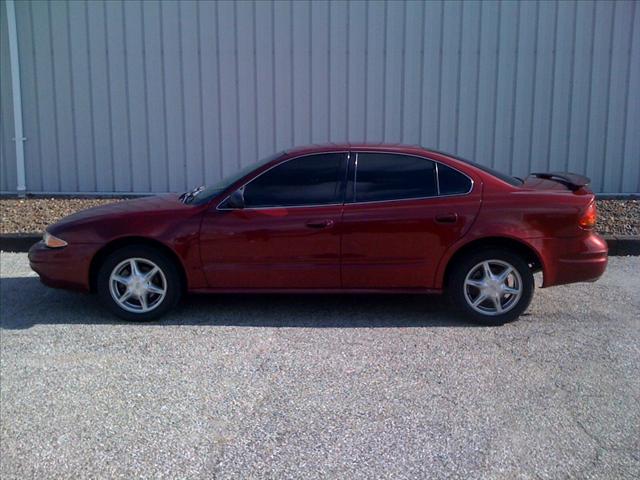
29,144 -> 607,325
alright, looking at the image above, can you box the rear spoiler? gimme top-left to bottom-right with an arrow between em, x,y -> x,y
529,172 -> 591,191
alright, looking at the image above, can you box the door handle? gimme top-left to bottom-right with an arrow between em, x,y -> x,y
435,213 -> 458,224
306,219 -> 335,229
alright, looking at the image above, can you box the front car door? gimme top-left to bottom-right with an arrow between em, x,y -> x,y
199,152 -> 348,289
340,151 -> 482,289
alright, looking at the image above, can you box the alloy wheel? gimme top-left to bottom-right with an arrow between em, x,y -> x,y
109,258 -> 167,313
463,259 -> 523,316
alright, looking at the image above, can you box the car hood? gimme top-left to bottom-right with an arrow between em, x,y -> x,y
56,194 -> 183,226
49,194 -> 190,233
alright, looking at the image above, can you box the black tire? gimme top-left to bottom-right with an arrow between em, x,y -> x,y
96,245 -> 182,321
449,248 -> 534,326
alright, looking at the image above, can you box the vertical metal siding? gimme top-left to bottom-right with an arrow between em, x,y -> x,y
0,0 -> 638,194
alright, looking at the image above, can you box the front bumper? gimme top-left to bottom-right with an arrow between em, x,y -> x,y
28,241 -> 97,292
535,233 -> 608,288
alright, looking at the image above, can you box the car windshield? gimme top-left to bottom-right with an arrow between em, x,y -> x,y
460,159 -> 523,186
182,152 -> 282,205
431,149 -> 523,187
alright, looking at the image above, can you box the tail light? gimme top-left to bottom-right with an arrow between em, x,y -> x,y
579,201 -> 597,230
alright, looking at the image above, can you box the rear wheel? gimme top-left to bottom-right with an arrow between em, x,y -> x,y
96,245 -> 182,321
449,249 -> 534,325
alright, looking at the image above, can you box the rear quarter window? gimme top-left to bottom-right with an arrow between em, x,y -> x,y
438,164 -> 472,195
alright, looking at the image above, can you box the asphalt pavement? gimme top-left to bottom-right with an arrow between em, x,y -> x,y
1,253 -> 639,479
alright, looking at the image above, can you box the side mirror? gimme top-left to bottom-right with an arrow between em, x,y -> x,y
223,188 -> 245,209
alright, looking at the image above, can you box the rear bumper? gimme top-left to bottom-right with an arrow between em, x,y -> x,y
535,233 -> 608,287
28,241 -> 96,292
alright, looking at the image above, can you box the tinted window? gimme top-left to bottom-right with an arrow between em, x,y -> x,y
243,153 -> 345,207
190,152 -> 281,205
438,163 -> 472,195
354,153 -> 437,202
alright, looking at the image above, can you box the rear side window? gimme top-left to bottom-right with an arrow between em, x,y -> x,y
243,153 -> 345,207
354,153 -> 437,202
438,163 -> 472,195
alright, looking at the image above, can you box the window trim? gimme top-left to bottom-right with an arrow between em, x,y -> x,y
347,151 -> 474,205
216,151 -> 349,211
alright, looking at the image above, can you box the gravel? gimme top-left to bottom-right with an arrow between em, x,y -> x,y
595,200 -> 640,236
1,253 -> 639,479
1,197 -> 638,236
0,198 -> 122,234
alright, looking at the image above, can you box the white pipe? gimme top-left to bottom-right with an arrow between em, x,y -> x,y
5,0 -> 26,195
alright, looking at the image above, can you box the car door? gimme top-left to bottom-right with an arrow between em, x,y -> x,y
341,152 -> 481,289
199,152 -> 348,289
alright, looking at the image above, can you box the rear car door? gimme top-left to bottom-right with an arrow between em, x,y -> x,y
199,153 -> 348,289
340,152 -> 482,289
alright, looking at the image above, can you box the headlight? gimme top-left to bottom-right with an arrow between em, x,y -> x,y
43,231 -> 68,248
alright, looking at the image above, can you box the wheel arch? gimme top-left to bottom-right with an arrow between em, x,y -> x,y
439,236 -> 544,290
89,236 -> 188,293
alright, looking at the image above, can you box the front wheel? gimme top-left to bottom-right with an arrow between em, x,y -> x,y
449,249 -> 534,325
96,246 -> 182,321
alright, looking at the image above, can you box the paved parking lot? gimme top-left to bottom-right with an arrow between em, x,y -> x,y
1,252 -> 639,479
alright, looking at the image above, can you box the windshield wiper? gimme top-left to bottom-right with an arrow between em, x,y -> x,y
180,186 -> 205,204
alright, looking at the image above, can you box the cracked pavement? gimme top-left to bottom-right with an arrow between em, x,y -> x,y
1,253 -> 639,479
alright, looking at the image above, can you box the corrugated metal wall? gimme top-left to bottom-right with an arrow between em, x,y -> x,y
1,0 -> 639,194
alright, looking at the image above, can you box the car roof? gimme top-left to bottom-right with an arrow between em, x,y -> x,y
279,143 -> 510,190
283,143 -> 447,158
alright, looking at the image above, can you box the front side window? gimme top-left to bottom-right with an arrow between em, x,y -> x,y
354,153 -> 437,202
242,153 -> 345,208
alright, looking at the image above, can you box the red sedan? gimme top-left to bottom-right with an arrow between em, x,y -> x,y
29,144 -> 607,325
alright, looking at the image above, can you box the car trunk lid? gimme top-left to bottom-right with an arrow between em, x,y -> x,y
519,171 -> 598,236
